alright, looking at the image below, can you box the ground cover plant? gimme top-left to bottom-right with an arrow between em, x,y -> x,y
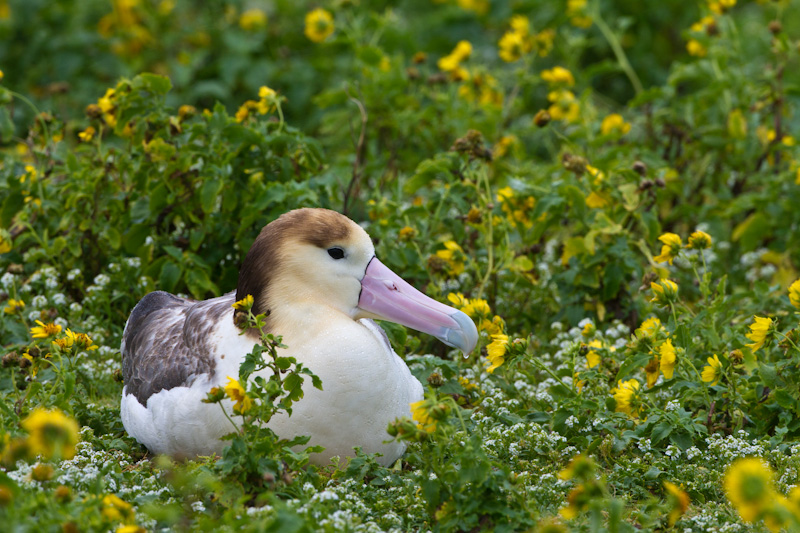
2,0 -> 800,530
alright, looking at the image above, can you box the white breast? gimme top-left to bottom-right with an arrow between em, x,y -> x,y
120,310 -> 423,466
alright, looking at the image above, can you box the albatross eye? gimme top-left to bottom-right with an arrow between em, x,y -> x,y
327,247 -> 345,260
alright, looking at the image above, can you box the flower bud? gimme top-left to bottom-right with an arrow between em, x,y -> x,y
533,109 -> 551,127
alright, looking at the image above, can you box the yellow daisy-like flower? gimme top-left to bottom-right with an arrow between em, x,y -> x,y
540,66 -> 575,87
435,240 -> 466,275
664,481 -> 690,526
410,400 -> 437,433
653,232 -> 682,264
498,30 -> 527,63
21,407 -> 80,460
612,379 -> 643,418
547,89 -> 580,123
600,114 -> 631,136
78,126 -> 96,142
116,525 -> 146,533
239,8 -> 267,31
644,357 -> 660,388
304,8 -> 334,43
585,191 -> 609,209
3,298 -> 25,314
687,231 -> 712,250
224,376 -> 253,414
724,457 -> 774,524
745,316 -> 773,353
659,339 -> 677,380
232,294 -> 253,311
788,279 -> 800,309
686,39 -> 707,57
486,334 -> 508,373
438,40 -> 472,74
650,279 -> 678,306
461,298 -> 490,320
586,339 -> 602,368
701,354 -> 723,386
102,493 -> 134,522
637,316 -> 663,338
30,320 -> 63,339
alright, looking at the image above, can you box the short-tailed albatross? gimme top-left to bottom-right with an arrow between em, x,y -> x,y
120,208 -> 478,466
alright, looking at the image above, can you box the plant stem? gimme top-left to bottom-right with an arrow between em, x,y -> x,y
592,10 -> 644,96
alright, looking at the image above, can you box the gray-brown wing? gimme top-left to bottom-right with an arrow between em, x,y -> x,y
121,291 -> 234,406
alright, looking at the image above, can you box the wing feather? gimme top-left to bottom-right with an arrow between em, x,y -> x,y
121,290 -> 235,406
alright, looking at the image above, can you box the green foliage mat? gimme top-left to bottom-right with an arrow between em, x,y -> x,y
2,0 -> 800,530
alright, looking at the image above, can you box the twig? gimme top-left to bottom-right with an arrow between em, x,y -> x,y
343,88 -> 368,216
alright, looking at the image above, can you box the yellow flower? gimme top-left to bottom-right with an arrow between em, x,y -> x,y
98,88 -> 115,114
510,14 -> 530,35
586,339 -> 602,368
3,298 -> 25,314
567,0 -> 592,28
658,339 -> 677,380
650,279 -> 678,306
447,292 -> 468,308
664,481 -> 690,526
600,114 -> 631,136
645,357 -> 660,388
547,89 -> 580,123
724,458 -> 774,524
438,40 -> 472,73
102,493 -> 134,522
788,279 -> 800,309
304,8 -> 334,43
701,354 -> 723,386
410,400 -> 437,433
745,316 -> 773,353
398,226 -> 417,241
487,334 -> 508,373
493,135 -> 517,158
78,126 -> 96,142
691,16 -> 716,33
653,232 -> 682,264
0,228 -> 11,254
435,240 -> 466,275
239,8 -> 267,31
232,294 -> 253,311
461,298 -> 490,319
558,454 -> 595,481
224,376 -> 252,414
687,39 -> 707,57
116,526 -> 146,533
498,30 -> 528,62
21,407 -> 80,460
585,191 -> 609,208
456,0 -> 488,15
612,379 -> 643,418
541,66 -> 575,87
637,316 -> 663,338
30,320 -> 62,339
687,230 -> 712,250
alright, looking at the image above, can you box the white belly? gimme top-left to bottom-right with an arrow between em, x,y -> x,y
120,318 -> 423,466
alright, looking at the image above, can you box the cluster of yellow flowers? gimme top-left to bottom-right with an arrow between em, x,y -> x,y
447,292 -> 507,372
600,113 -> 631,136
457,69 -> 503,108
541,66 -> 580,123
496,186 -> 535,228
566,0 -> 592,28
3,297 -> 24,314
235,85 -> 279,123
435,240 -> 467,275
497,15 -> 534,63
97,0 -> 152,58
652,230 -> 712,264
724,457 -> 800,531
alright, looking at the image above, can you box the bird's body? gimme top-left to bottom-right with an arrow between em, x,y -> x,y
120,208 -> 477,466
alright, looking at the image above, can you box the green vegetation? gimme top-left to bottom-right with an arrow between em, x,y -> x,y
2,0 -> 800,530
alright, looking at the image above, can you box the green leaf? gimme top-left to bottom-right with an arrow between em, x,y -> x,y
159,261 -> 182,292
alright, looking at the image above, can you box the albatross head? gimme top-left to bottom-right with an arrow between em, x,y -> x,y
236,208 -> 478,354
